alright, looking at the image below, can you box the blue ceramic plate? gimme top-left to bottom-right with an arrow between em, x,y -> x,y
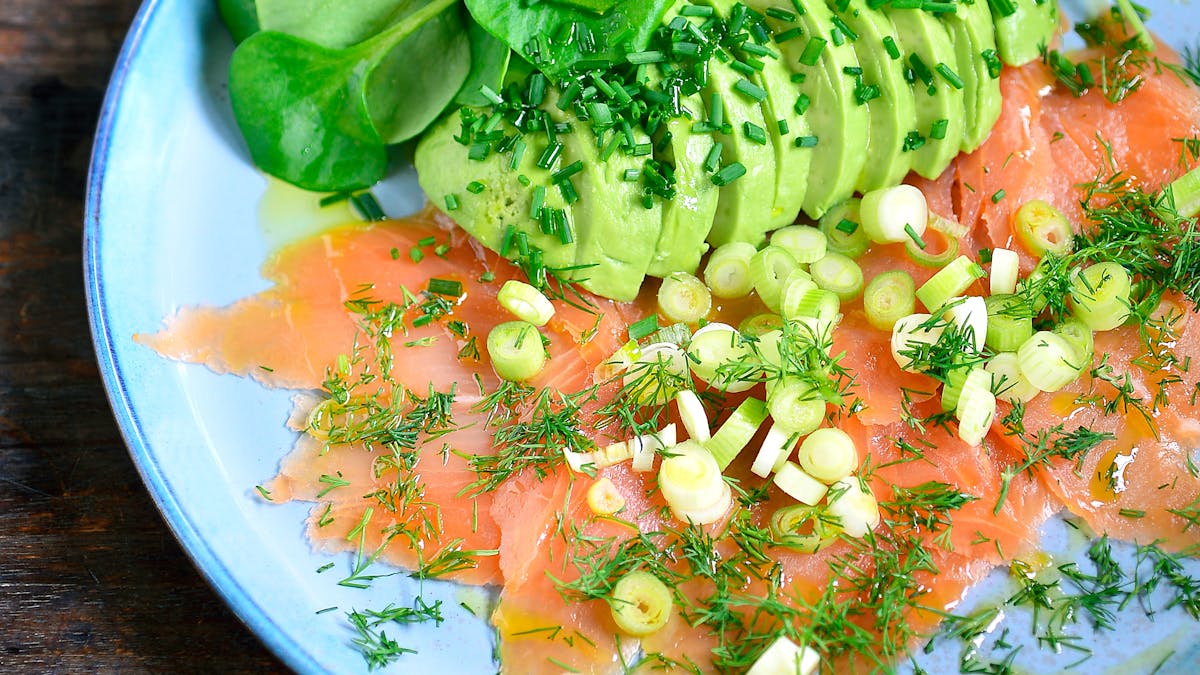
85,1 -> 1200,673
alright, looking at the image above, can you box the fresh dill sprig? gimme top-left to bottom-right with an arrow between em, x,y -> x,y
346,598 -> 444,670
993,424 -> 1116,515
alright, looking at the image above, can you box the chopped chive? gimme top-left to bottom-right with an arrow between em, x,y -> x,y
794,93 -> 811,115
709,93 -> 724,129
558,179 -> 579,204
428,278 -> 464,297
777,119 -> 790,135
774,27 -> 804,43
319,192 -> 350,207
435,244 -> 450,257
731,60 -> 757,76
854,81 -> 881,105
977,247 -> 993,264
530,185 -> 546,219
467,143 -> 490,161
349,192 -> 386,221
537,141 -> 563,169
791,0 -> 806,15
703,142 -> 724,173
744,121 -> 768,145
517,174 -> 531,186
1077,62 -> 1095,88
623,168 -> 641,182
712,163 -> 747,186
891,0 -> 921,7
921,0 -> 957,12
389,248 -> 400,260
904,223 -> 927,249
830,28 -> 845,47
551,160 -> 584,183
790,72 -> 807,83
831,16 -> 858,42
930,118 -> 949,140
991,189 -> 1006,203
418,236 -> 436,247
628,315 -> 660,340
679,4 -> 713,16
515,231 -> 530,257
798,37 -> 827,66
989,0 -> 1017,17
734,78 -> 768,102
908,53 -> 934,86
410,247 -> 424,263
444,194 -> 460,211
981,48 -> 1002,79
936,62 -> 964,89
480,271 -> 495,283
843,66 -> 863,76
558,214 -> 574,244
626,50 -> 665,65
836,218 -> 858,234
882,36 -> 900,60
412,314 -> 433,328
479,85 -> 503,106
466,181 -> 486,195
793,135 -> 819,148
740,43 -> 776,59
766,7 -> 797,21
499,225 -> 515,257
508,138 -> 527,171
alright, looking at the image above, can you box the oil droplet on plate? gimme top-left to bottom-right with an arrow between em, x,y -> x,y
258,175 -> 357,252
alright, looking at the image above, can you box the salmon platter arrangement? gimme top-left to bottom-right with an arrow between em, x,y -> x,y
134,0 -> 1200,672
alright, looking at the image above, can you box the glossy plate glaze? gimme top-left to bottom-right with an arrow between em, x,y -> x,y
84,1 -> 1200,673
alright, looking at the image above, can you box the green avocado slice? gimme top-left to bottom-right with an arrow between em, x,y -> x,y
645,71 -> 720,277
992,0 -> 1060,67
884,6 -> 966,180
700,0 -> 813,230
827,0 -> 916,193
942,0 -> 1003,151
548,94 -> 664,302
747,0 -> 870,219
415,112 -> 576,271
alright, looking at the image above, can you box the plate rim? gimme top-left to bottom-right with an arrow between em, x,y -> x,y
82,1 -> 319,672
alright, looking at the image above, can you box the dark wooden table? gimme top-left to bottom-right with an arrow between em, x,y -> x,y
0,1 -> 285,671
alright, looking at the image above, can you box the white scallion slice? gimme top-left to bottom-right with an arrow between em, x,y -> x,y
826,478 -> 880,538
767,379 -> 826,436
487,321 -> 547,382
916,255 -> 984,311
809,252 -> 865,302
1016,331 -> 1083,392
657,272 -> 713,324
771,225 -> 828,264
860,184 -> 929,244
686,323 -> 756,393
675,390 -> 711,443
954,368 -> 994,421
796,427 -> 859,484
563,447 -> 592,473
819,199 -> 870,259
658,440 -> 726,513
497,279 -> 555,326
1014,199 -> 1073,257
1068,262 -> 1132,331
706,397 -> 769,470
704,242 -> 757,299
956,388 -> 996,447
989,247 -> 1020,295
863,270 -> 916,331
783,287 -> 841,322
631,423 -> 676,473
751,424 -> 799,478
671,481 -> 733,525
610,571 -> 672,637
745,635 -> 820,675
890,313 -> 945,373
750,245 -> 801,313
943,296 -> 988,353
774,462 -> 829,506
985,352 -> 1040,404
594,440 -> 634,468
984,294 -> 1034,353
624,342 -> 689,404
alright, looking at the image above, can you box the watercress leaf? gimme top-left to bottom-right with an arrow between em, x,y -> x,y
229,32 -> 386,191
463,0 -> 674,81
217,0 -> 260,44
454,15 -> 512,108
254,0 -> 423,49
364,6 -> 470,144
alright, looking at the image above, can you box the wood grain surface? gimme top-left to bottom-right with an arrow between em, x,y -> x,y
0,1 -> 285,671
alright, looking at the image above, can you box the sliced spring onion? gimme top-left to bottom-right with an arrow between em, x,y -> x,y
497,280 -> 555,326
746,636 -> 820,675
1014,199 -> 1073,257
769,504 -> 839,554
797,427 -> 859,484
860,184 -> 929,244
905,215 -> 960,268
984,294 -> 1034,353
943,296 -> 988,353
774,462 -> 829,506
771,225 -> 828,264
863,271 -> 916,331
819,199 -> 870,259
687,323 -> 756,393
767,379 -> 826,436
778,271 -> 816,318
940,364 -> 970,412
706,397 -> 769,470
751,424 -> 799,478
624,342 -> 689,404
704,242 -> 757,298
675,390 -> 711,443
1053,318 -> 1095,368
826,478 -> 879,538
487,321 -> 547,382
956,387 -> 996,447
563,446 -> 592,473
1068,262 -> 1132,331
985,352 -> 1040,404
954,368 -> 994,421
601,339 -> 640,378
610,571 -> 672,637
594,440 -> 634,468
890,313 -> 945,373
739,313 -> 785,337
657,272 -> 712,324
1016,331 -> 1082,392
783,287 -> 841,322
751,245 -> 801,312
1169,164 -> 1200,218
587,478 -> 626,515
916,255 -> 984,311
658,440 -> 726,513
631,424 -> 677,472
809,252 -> 864,301
989,247 -> 1020,295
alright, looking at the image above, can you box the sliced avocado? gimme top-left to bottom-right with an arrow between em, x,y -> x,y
991,0 -> 1059,67
547,94 -> 664,302
747,0 -> 870,219
415,112 -> 575,270
884,6 -> 965,180
827,0 -> 916,192
700,0 -> 813,229
942,0 -> 1003,151
645,72 -> 720,277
